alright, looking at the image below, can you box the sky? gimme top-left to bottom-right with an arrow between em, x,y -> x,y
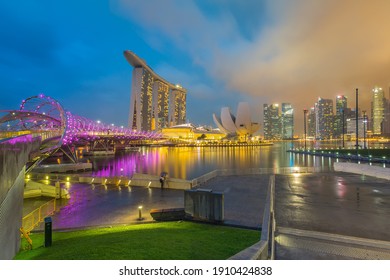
1,0 -> 390,134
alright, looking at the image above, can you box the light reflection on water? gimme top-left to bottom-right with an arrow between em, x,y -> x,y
85,142 -> 335,179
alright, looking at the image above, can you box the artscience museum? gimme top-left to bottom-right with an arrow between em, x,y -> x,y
213,102 -> 260,141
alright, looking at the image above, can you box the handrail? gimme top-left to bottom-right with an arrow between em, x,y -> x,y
21,198 -> 56,234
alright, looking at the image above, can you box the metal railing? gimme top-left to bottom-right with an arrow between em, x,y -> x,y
21,199 -> 56,233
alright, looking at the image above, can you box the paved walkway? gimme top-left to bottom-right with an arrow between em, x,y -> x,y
275,227 -> 390,260
27,175 -> 270,231
274,172 -> 390,259
274,172 -> 390,241
24,171 -> 390,259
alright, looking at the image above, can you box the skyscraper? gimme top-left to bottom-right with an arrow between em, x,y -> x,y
334,95 -> 347,138
383,97 -> 390,136
281,103 -> 294,139
316,98 -> 334,139
128,67 -> 154,131
307,107 -> 316,138
124,51 -> 187,131
371,87 -> 385,135
169,87 -> 187,127
263,104 -> 281,140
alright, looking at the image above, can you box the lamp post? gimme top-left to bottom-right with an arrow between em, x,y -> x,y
355,88 -> 359,155
363,110 -> 367,149
138,205 -> 143,220
303,109 -> 308,150
342,108 -> 345,148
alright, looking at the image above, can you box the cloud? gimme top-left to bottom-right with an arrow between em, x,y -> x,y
115,0 -> 390,132
153,62 -> 243,125
213,0 -> 390,131
114,0 -> 241,67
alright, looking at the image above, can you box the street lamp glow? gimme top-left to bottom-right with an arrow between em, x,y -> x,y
138,205 -> 143,220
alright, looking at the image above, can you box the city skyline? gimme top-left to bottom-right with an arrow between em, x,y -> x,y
1,1 -> 390,134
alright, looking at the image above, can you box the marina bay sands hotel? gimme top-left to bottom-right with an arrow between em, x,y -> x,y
124,50 -> 187,131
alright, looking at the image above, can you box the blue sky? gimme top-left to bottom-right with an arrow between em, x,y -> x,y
1,0 -> 390,133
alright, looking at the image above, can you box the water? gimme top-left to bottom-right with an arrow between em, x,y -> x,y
83,142 -> 335,179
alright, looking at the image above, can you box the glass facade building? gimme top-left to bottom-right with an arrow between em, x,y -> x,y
371,87 -> 385,135
263,103 -> 294,140
263,104 -> 281,140
334,95 -> 347,138
307,107 -> 316,138
281,103 -> 294,139
124,51 -> 187,131
316,98 -> 334,140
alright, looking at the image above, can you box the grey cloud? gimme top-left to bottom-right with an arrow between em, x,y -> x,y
115,0 -> 390,133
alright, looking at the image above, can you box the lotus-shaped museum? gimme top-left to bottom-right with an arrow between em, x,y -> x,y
213,102 -> 260,138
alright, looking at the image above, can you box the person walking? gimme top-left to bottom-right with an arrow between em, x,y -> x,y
159,171 -> 167,189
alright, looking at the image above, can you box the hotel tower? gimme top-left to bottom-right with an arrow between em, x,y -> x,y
124,50 -> 187,131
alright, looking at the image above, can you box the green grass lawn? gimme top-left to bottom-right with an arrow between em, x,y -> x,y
15,221 -> 260,260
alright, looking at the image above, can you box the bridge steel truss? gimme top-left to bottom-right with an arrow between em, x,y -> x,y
0,94 -> 162,171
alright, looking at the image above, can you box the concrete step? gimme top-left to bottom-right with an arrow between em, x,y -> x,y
275,227 -> 390,260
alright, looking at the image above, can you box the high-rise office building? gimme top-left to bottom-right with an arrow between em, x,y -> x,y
346,117 -> 366,138
152,81 -> 170,130
307,107 -> 316,138
281,103 -> 294,139
316,98 -> 334,139
169,87 -> 187,127
263,104 -> 281,140
124,50 -> 187,131
128,67 -> 154,131
263,103 -> 294,140
334,95 -> 347,138
371,87 -> 385,135
383,98 -> 390,136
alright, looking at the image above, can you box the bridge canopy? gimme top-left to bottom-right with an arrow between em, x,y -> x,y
0,94 -> 163,149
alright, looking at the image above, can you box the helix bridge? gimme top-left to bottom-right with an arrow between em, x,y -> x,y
0,94 -> 162,171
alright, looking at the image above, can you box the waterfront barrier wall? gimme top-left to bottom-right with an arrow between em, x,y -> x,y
28,166 -> 327,192
184,189 -> 224,223
0,135 -> 41,260
24,181 -> 70,199
229,175 -> 276,260
334,162 -> 390,180
77,174 -> 193,190
191,167 -> 326,188
32,162 -> 92,173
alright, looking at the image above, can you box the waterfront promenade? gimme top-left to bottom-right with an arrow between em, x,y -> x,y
25,175 -> 270,230
274,172 -> 390,259
24,170 -> 390,259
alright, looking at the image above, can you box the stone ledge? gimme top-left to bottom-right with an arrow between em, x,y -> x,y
150,208 -> 186,221
334,162 -> 390,180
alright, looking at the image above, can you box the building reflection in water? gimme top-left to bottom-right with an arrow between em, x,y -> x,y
83,143 -> 335,179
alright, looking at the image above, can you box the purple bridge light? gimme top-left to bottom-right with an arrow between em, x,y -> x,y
1,94 -> 163,150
